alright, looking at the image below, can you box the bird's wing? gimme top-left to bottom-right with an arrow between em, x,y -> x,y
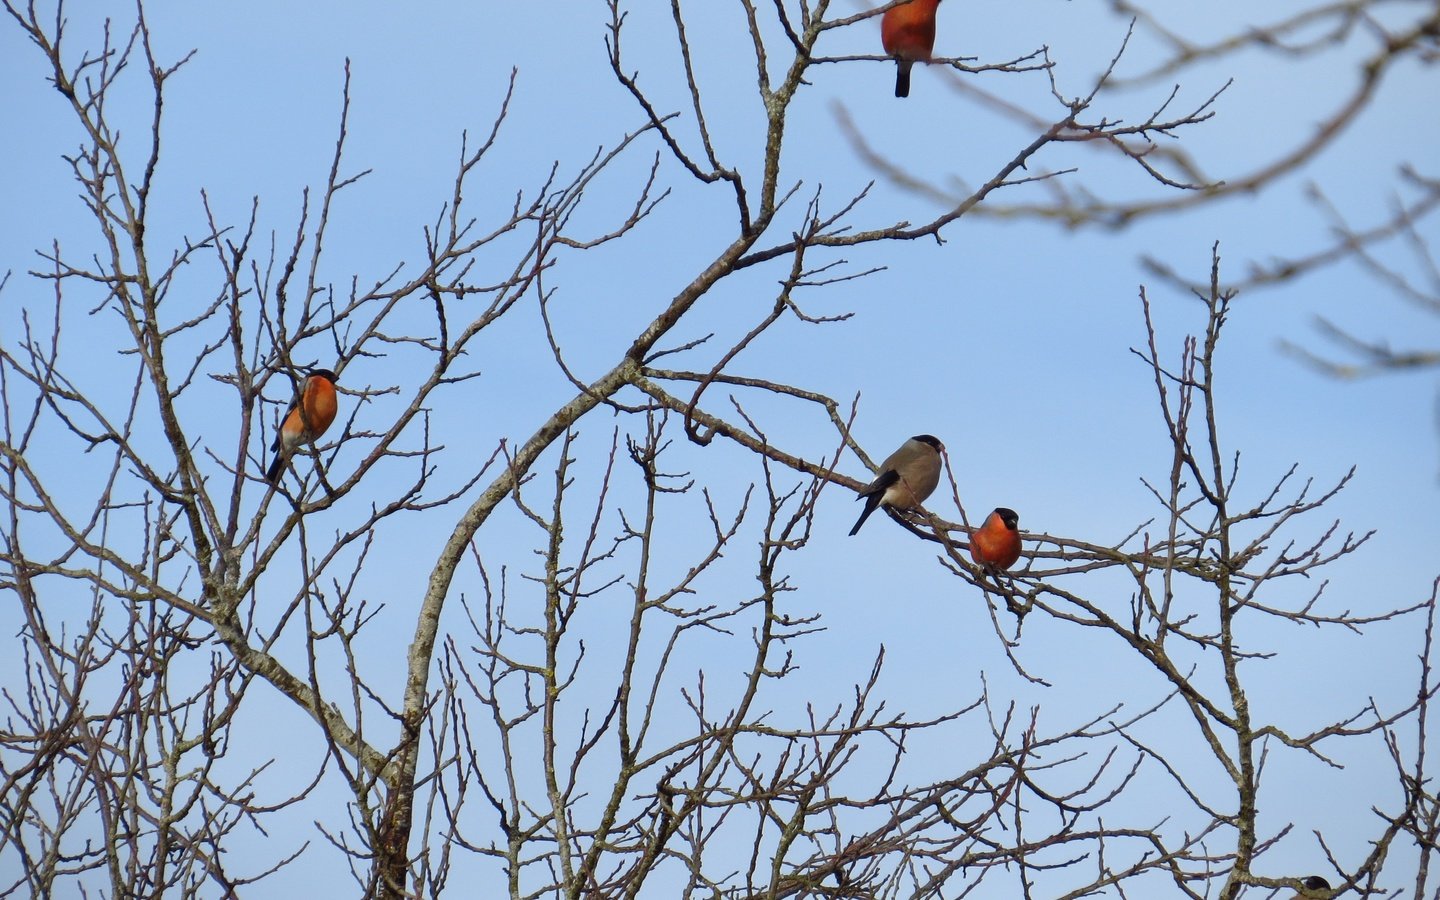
858,468 -> 899,500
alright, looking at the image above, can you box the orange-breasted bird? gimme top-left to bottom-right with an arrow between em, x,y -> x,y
265,368 -> 339,484
849,434 -> 945,536
881,0 -> 942,98
970,507 -> 1021,570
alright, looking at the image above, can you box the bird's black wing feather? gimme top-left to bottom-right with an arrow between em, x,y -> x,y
857,469 -> 899,499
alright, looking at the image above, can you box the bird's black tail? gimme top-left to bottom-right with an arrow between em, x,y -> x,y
265,453 -> 284,484
894,60 -> 913,98
849,495 -> 882,536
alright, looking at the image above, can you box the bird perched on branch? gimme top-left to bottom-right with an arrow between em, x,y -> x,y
849,434 -> 944,535
970,507 -> 1022,570
881,0 -> 943,98
1289,876 -> 1332,898
265,368 -> 339,484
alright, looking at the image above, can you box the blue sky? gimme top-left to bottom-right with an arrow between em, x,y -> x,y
2,0 -> 1436,893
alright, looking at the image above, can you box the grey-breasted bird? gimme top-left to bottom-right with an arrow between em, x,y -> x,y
849,434 -> 944,536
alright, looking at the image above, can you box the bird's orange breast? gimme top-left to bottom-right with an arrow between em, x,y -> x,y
881,0 -> 940,61
302,377 -> 338,437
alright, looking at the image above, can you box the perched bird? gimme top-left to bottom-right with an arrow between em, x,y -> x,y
881,0 -> 943,98
265,368 -> 339,484
1290,876 -> 1332,898
849,434 -> 944,536
970,507 -> 1021,570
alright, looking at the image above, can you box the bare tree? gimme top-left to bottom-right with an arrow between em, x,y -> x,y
0,2 -> 1431,898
